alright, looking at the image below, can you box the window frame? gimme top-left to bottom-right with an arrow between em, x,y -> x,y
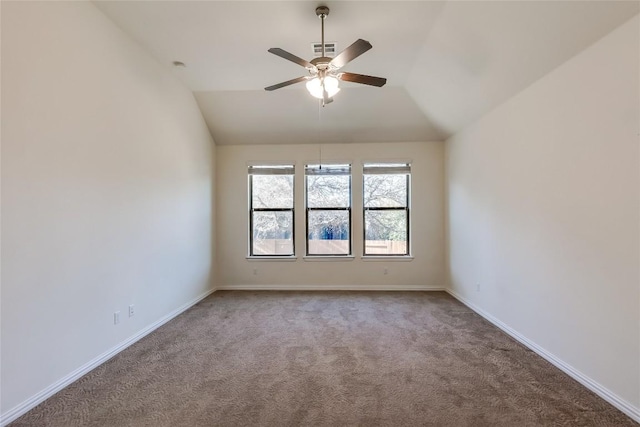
248,165 -> 295,257
362,163 -> 411,257
305,164 -> 352,257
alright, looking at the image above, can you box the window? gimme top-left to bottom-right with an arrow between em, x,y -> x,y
305,164 -> 351,256
363,163 -> 410,256
248,165 -> 294,256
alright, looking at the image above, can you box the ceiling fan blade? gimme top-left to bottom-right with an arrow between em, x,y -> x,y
329,39 -> 372,69
264,76 -> 308,91
268,48 -> 315,69
338,72 -> 387,87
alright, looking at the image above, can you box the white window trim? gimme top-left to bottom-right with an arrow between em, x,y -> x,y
360,256 -> 414,262
305,163 -> 353,257
248,164 -> 296,257
246,256 -> 298,261
303,256 -> 355,262
363,162 -> 411,257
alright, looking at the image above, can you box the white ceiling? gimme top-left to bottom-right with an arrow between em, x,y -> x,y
94,1 -> 639,145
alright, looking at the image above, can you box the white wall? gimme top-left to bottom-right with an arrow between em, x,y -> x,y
446,14 -> 639,417
1,1 -> 215,420
216,142 -> 445,290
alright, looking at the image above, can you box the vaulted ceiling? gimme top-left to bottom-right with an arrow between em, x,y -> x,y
94,1 -> 639,145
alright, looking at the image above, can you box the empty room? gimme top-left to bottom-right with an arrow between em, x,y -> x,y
1,1 -> 639,425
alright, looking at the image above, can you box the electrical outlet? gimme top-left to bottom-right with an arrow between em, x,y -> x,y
383,267 -> 388,275
114,311 -> 120,325
253,268 -> 258,275
128,305 -> 135,317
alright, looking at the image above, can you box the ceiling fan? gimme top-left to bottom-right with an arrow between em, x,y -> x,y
265,6 -> 387,105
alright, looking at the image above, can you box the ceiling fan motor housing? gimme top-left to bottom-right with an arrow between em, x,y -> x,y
310,57 -> 333,68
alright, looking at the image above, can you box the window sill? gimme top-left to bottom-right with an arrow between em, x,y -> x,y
361,256 -> 414,262
303,256 -> 355,262
246,256 -> 298,262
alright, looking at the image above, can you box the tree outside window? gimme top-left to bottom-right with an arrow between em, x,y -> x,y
363,163 -> 410,256
305,164 -> 351,256
248,165 -> 294,256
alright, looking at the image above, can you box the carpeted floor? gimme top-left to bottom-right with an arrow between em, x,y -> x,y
10,291 -> 637,426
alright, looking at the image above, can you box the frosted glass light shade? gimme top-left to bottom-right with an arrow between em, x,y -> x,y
306,76 -> 340,99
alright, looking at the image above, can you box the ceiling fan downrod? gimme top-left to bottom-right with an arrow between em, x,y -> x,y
316,6 -> 330,59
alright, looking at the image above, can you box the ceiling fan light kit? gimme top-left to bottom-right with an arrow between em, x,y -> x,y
265,6 -> 387,106
306,75 -> 340,99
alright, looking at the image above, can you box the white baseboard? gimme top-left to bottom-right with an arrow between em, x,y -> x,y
215,284 -> 447,291
0,288 -> 216,427
445,288 -> 640,424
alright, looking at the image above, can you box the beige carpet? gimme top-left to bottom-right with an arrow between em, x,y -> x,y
10,291 -> 637,426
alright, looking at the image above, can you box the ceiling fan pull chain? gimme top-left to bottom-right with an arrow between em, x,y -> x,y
317,100 -> 323,168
